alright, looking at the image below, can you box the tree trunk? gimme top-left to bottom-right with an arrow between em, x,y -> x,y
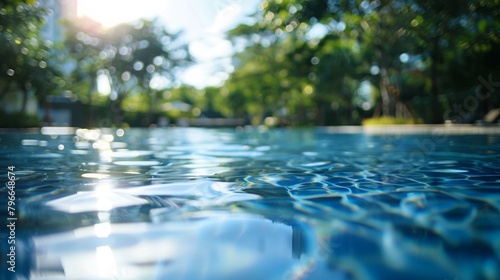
43,95 -> 53,124
295,104 -> 306,125
430,38 -> 442,124
87,81 -> 94,127
379,67 -> 391,117
376,42 -> 392,117
0,81 -> 11,101
112,96 -> 123,127
316,102 -> 326,126
20,86 -> 28,114
148,91 -> 156,125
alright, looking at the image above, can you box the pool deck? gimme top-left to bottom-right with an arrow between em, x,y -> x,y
323,124 -> 500,134
1,124 -> 500,135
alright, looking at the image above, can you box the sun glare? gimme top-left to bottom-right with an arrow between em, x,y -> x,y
77,0 -> 160,27
76,0 -> 259,88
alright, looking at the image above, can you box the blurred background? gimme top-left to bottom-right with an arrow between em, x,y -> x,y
0,0 -> 499,128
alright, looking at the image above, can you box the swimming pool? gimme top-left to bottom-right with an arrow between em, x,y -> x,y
1,127 -> 499,279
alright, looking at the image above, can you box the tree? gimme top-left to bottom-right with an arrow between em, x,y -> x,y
410,0 -> 500,123
254,0 -> 419,121
225,0 -> 500,124
64,18 -> 192,126
0,0 -> 62,118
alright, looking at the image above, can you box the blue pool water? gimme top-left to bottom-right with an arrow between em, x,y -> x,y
1,127 -> 499,279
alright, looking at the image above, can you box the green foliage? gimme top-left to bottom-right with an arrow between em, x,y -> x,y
0,1 -> 62,114
3,0 -> 499,127
0,111 -> 40,128
362,117 -> 424,126
221,0 -> 500,126
63,18 -> 192,126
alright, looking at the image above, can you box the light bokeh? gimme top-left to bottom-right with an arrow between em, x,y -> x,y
77,0 -> 260,88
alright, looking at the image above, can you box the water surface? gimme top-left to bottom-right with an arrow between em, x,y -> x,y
1,127 -> 499,279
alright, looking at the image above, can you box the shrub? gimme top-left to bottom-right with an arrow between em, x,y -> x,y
0,111 -> 41,128
362,116 -> 424,125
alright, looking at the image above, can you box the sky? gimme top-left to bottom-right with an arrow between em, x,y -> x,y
77,0 -> 260,88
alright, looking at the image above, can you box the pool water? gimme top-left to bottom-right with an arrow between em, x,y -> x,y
1,127 -> 499,279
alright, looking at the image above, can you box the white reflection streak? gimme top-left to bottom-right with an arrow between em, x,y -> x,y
75,128 -> 114,161
94,222 -> 111,238
76,128 -> 101,141
96,246 -> 119,277
96,183 -> 113,211
81,173 -> 110,179
41,126 -> 76,135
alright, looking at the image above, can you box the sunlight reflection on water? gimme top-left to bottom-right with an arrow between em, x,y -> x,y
1,127 -> 499,279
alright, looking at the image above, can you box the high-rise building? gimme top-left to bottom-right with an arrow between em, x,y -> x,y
39,0 -> 77,43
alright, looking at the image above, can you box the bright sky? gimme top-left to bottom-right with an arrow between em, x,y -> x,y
77,0 -> 259,88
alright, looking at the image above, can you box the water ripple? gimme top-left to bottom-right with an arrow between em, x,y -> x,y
1,128 -> 499,279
